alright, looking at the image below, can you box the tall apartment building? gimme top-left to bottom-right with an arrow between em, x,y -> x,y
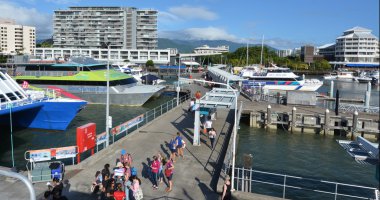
53,7 -> 157,50
335,27 -> 379,63
0,19 -> 36,55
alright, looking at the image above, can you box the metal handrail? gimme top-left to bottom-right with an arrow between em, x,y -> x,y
95,93 -> 190,152
0,170 -> 36,200
233,167 -> 377,199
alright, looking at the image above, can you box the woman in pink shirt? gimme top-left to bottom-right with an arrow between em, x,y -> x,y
150,155 -> 160,189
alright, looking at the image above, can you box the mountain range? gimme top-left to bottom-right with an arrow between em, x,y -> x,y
37,38 -> 276,53
157,38 -> 274,53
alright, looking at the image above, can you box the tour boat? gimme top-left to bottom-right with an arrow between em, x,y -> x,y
14,57 -> 165,106
239,64 -> 323,91
0,71 -> 86,130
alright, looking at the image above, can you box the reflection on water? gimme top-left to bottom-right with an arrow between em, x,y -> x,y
236,123 -> 378,194
317,78 -> 379,107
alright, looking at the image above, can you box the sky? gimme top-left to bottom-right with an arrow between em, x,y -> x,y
0,0 -> 379,49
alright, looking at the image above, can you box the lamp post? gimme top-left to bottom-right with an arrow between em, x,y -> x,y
102,41 -> 111,147
9,104 -> 15,168
176,54 -> 181,106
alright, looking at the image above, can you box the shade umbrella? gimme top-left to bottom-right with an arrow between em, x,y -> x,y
141,74 -> 160,84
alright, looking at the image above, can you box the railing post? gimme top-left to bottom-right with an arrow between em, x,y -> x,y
283,175 -> 287,199
334,184 -> 338,200
161,104 -> 163,115
153,107 -> 156,119
145,111 -> 148,124
242,168 -> 245,192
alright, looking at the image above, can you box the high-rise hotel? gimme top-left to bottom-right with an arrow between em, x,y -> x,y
53,7 -> 157,50
0,19 -> 36,55
335,27 -> 379,63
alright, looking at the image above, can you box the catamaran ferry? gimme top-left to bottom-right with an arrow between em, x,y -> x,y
239,65 -> 323,91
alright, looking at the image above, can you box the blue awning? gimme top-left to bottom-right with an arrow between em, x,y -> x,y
345,63 -> 379,68
159,65 -> 186,69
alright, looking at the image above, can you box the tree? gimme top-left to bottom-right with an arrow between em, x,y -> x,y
146,60 -> 154,69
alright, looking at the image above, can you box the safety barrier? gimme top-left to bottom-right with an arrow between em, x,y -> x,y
233,167 -> 377,200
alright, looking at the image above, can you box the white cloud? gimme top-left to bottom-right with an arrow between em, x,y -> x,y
159,27 -> 237,41
158,11 -> 181,24
168,5 -> 218,21
0,1 -> 52,39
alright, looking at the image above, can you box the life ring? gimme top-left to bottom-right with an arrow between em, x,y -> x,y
68,72 -> 73,76
16,72 -> 22,76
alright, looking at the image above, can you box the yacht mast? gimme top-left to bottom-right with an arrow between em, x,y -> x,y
260,35 -> 264,66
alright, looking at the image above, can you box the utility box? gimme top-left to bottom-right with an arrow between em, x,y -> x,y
286,91 -> 317,106
76,123 -> 96,153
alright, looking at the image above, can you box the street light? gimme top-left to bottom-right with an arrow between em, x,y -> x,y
176,54 -> 181,106
101,41 -> 111,147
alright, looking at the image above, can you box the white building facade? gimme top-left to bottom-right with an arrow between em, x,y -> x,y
193,45 -> 229,54
33,48 -> 170,65
276,49 -> 293,57
53,7 -> 157,50
335,27 -> 379,63
0,19 -> 36,55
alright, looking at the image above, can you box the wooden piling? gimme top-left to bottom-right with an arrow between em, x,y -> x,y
291,107 -> 296,133
266,105 -> 271,127
351,111 -> 358,140
324,109 -> 330,135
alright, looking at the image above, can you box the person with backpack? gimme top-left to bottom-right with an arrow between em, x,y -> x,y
175,132 -> 184,159
150,155 -> 160,189
169,136 -> 177,162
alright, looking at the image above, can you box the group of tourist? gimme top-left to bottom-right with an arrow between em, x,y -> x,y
91,150 -> 143,200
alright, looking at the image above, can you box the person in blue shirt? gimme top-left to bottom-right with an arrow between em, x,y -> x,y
175,132 -> 184,159
169,136 -> 177,162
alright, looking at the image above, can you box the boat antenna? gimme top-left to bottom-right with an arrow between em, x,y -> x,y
260,35 -> 264,67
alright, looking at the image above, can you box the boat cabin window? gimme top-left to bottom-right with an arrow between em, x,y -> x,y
17,77 -> 137,86
0,94 -> 6,103
25,65 -> 77,71
83,65 -> 107,71
248,77 -> 301,81
267,69 -> 291,73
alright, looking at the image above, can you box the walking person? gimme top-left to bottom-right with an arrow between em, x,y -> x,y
169,136 -> 177,162
221,176 -> 232,200
204,117 -> 213,132
175,132 -> 184,159
164,158 -> 174,192
208,128 -> 217,149
157,152 -> 164,184
150,155 -> 160,189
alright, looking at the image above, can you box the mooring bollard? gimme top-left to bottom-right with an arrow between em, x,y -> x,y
364,82 -> 371,112
267,105 -> 272,126
324,109 -> 330,135
291,107 -> 296,133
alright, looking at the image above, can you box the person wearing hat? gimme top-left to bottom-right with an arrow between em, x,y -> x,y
114,162 -> 125,186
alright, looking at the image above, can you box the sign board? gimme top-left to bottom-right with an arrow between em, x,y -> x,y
111,114 -> 144,135
29,149 -> 51,162
55,146 -> 77,159
76,123 -> 96,153
96,132 -> 107,145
